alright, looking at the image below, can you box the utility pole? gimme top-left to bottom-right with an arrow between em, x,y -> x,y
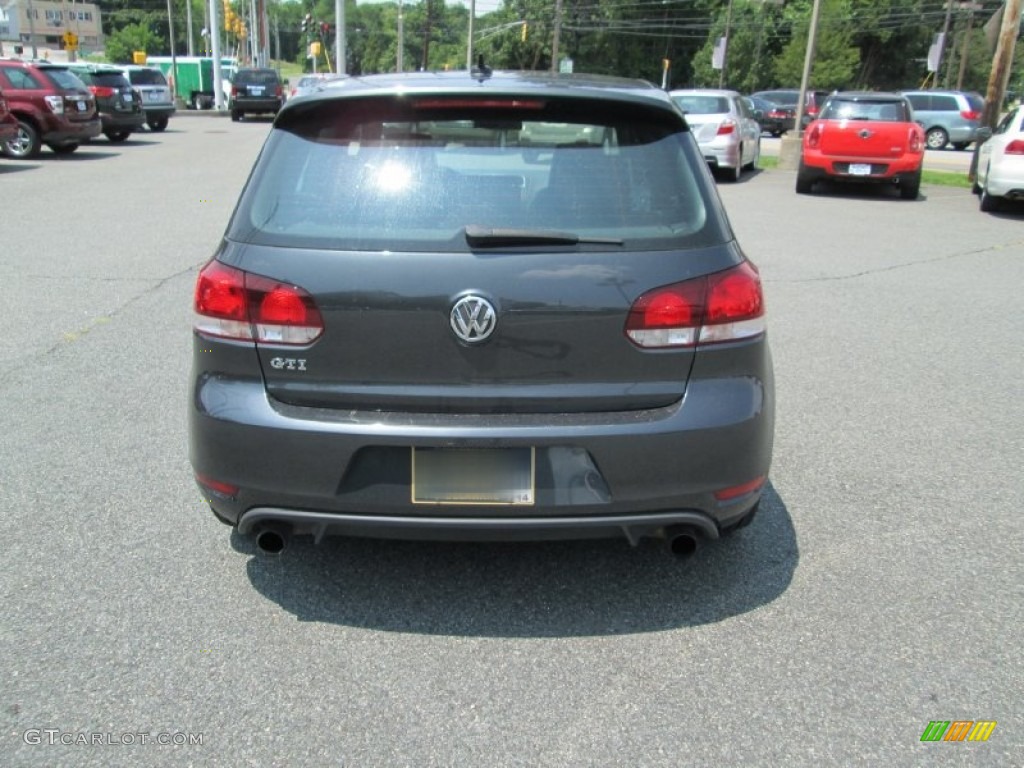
335,0 -> 346,74
167,0 -> 178,103
466,0 -> 475,70
187,0 -> 195,56
936,0 -> 955,88
551,0 -> 563,73
718,0 -> 734,88
981,0 -> 1023,129
210,0 -> 224,109
26,0 -> 38,58
792,0 -> 822,134
397,0 -> 404,72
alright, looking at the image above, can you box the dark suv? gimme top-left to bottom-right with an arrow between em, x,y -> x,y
190,70 -> 775,557
0,60 -> 101,158
229,68 -> 283,121
751,88 -> 830,136
66,63 -> 146,142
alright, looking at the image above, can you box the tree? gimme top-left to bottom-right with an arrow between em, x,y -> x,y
104,21 -> 162,64
773,0 -> 859,89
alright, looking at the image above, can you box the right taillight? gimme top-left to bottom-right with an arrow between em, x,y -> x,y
625,262 -> 765,349
44,94 -> 64,114
194,260 -> 324,345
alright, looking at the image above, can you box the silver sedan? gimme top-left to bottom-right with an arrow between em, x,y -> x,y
670,88 -> 762,181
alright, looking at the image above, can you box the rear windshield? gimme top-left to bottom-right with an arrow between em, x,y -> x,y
755,91 -> 798,105
235,70 -> 279,85
90,72 -> 131,88
821,98 -> 909,122
230,95 -> 722,252
41,68 -> 88,91
128,68 -> 167,86
672,95 -> 729,115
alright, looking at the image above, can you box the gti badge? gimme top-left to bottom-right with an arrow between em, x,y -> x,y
270,357 -> 307,371
450,295 -> 497,343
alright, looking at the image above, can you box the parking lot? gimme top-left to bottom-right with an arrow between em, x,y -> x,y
1,116 -> 1021,766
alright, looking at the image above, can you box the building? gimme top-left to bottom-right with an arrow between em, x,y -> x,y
0,0 -> 103,56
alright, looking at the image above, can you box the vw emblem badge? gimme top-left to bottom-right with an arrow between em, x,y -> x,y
450,295 -> 497,343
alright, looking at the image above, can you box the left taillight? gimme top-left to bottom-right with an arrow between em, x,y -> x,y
624,261 -> 765,349
806,122 -> 822,149
194,260 -> 324,345
717,119 -> 737,136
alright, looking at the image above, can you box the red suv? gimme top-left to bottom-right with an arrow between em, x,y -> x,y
0,60 -> 102,158
0,86 -> 18,148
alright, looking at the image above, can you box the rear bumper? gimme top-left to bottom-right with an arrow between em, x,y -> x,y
100,111 -> 147,132
231,98 -> 282,113
42,117 -> 102,145
142,105 -> 176,119
801,151 -> 922,181
190,340 -> 774,545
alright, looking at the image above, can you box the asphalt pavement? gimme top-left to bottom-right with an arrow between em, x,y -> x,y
0,120 -> 1021,767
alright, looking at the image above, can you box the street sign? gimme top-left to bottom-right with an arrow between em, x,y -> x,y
63,31 -> 78,51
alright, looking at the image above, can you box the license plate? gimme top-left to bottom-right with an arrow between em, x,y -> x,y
123,92 -> 133,102
250,86 -> 264,96
148,92 -> 162,101
412,447 -> 535,505
849,163 -> 872,176
77,100 -> 86,111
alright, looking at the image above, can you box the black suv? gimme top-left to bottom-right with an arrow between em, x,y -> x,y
66,63 -> 146,142
190,70 -> 774,557
0,60 -> 101,157
229,68 -> 283,121
751,88 -> 830,135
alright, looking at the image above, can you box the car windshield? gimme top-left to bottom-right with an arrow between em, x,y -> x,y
822,99 -> 907,121
232,95 -> 720,252
673,95 -> 730,115
756,91 -> 798,106
129,69 -> 166,86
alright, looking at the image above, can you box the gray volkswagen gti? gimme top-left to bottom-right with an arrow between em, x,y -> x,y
190,69 -> 774,557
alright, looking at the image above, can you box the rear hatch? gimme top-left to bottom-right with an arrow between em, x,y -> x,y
127,68 -> 172,106
87,71 -> 142,114
220,90 -> 738,415
39,67 -> 96,122
814,97 -> 914,158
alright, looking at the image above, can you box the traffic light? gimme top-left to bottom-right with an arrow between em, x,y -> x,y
321,22 -> 330,37
302,14 -> 312,35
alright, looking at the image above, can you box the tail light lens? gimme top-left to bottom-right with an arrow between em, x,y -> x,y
44,94 -> 65,114
275,85 -> 283,97
89,86 -> 115,98
1005,139 -> 1024,154
716,119 -> 736,136
625,262 -> 765,349
806,123 -> 822,149
909,129 -> 923,153
960,110 -> 980,120
194,260 -> 324,345
231,85 -> 240,96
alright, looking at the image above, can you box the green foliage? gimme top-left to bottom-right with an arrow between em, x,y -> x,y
104,22 -> 162,65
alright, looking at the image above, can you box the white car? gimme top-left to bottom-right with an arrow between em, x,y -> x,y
975,106 -> 1024,212
669,88 -> 761,182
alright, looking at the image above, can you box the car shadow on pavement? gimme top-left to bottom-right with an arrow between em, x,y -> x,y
0,161 -> 41,173
239,483 -> 798,637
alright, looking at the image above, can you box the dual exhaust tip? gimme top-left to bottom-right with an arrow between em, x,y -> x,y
252,522 -> 702,558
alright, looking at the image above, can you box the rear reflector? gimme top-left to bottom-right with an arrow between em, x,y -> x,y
194,260 -> 324,345
194,472 -> 239,498
714,475 -> 766,502
625,261 -> 765,349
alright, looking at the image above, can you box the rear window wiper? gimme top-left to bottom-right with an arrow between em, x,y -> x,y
464,225 -> 623,248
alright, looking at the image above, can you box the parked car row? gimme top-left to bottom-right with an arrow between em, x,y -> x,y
0,58 -> 174,157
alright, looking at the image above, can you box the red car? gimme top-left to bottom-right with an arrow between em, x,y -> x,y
796,92 -> 925,200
